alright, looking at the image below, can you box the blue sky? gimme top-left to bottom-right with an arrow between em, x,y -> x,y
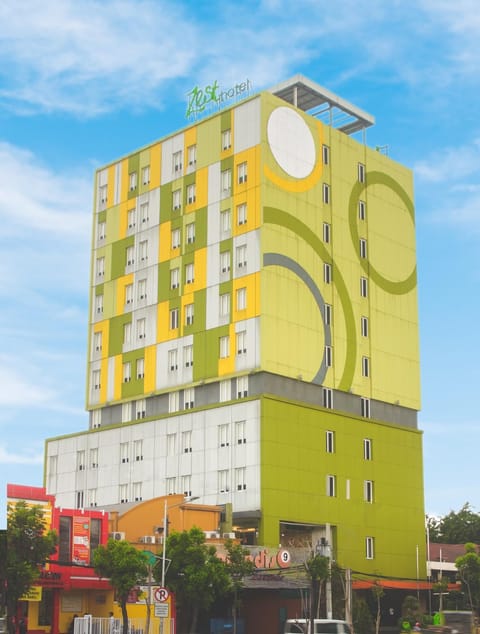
1,0 -> 480,529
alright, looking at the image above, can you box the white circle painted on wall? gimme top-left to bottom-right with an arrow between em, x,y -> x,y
267,106 -> 316,179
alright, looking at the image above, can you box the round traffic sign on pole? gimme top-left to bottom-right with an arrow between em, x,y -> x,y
153,587 -> 169,603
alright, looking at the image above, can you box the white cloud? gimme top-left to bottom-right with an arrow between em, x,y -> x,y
0,444 -> 43,465
414,140 -> 480,183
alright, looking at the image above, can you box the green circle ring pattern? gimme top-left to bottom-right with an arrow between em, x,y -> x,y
348,171 -> 417,295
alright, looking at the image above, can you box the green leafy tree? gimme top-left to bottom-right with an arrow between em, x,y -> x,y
401,595 -> 421,628
455,542 -> 480,613
160,527 -> 230,634
305,553 -> 329,632
6,502 -> 57,628
352,595 -> 374,634
224,539 -> 255,634
93,539 -> 149,634
371,583 -> 384,634
430,504 -> 480,544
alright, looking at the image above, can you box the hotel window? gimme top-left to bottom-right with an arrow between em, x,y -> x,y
219,379 -> 231,402
139,239 -> 148,262
99,184 -> 108,205
236,287 -> 247,311
220,251 -> 231,273
168,349 -> 178,372
92,369 -> 101,390
76,491 -> 84,509
219,335 -> 230,358
363,438 -> 372,460
185,303 -> 194,326
134,439 -> 143,461
166,477 -> 176,495
359,238 -> 367,259
136,358 -> 144,380
173,150 -> 182,173
92,410 -> 101,429
129,171 -> 137,191
360,276 -> 368,298
237,203 -> 247,225
169,391 -> 179,413
324,303 -> 332,326
235,420 -> 246,444
123,322 -> 132,345
126,245 -> 134,267
222,129 -> 231,150
122,361 -> 131,383
186,222 -> 195,244
125,283 -> 133,305
88,488 -> 97,507
236,244 -> 247,269
322,144 -> 330,165
120,442 -> 129,464
237,162 -> 247,184
323,222 -> 331,244
361,316 -> 369,337
182,475 -> 192,498
97,221 -> 106,241
119,483 -> 129,504
236,467 -> 247,491
236,330 -> 247,355
221,209 -> 231,233
326,431 -> 335,454
172,189 -> 181,211
184,344 -> 193,368
237,375 -> 248,398
142,165 -> 150,185
322,183 -> 330,204
138,278 -> 147,301
366,536 -> 375,559
218,469 -> 229,493
358,162 -> 366,183
361,397 -> 371,418
122,402 -> 132,423
187,144 -> 197,167
184,387 -> 195,410
325,345 -> 333,367
133,482 -> 143,502
167,433 -> 176,456
324,263 -> 332,284
171,228 -> 181,250
128,208 -> 136,229
322,387 -> 333,409
346,479 -> 351,500
170,267 -> 180,289
221,169 -> 232,195
326,474 -> 336,497
137,317 -> 146,340
359,200 -> 366,220
186,183 -> 196,204
364,480 -> 374,503
170,308 -> 179,330
140,202 -> 149,224
218,423 -> 230,447
362,356 -> 370,377
220,293 -> 230,318
76,450 -> 85,471
136,398 -> 146,419
96,256 -> 105,278
94,294 -> 104,315
182,430 -> 192,452
185,262 -> 194,284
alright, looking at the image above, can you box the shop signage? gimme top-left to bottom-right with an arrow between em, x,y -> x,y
186,79 -> 252,119
216,547 -> 291,569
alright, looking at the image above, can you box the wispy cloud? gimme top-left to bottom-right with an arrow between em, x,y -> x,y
0,444 -> 43,465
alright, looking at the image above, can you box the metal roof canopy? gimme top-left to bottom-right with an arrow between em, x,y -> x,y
268,74 -> 375,135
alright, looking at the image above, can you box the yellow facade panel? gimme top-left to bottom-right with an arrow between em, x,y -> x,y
149,143 -> 161,190
113,354 -> 122,401
99,356 -> 109,404
232,272 -> 260,321
157,301 -> 178,343
218,323 -> 236,376
192,247 -> 207,291
159,221 -> 172,263
115,273 -> 134,315
184,126 -> 196,151
144,345 -> 156,393
107,164 -> 116,210
195,166 -> 208,211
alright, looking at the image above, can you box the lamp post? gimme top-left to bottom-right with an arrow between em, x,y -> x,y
160,496 -> 200,587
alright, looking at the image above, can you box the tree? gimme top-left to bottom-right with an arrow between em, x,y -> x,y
371,583 -> 384,634
223,539 -> 255,634
305,553 -> 329,633
428,504 -> 480,544
455,542 -> 480,613
6,501 -> 57,630
160,527 -> 230,634
93,539 -> 149,634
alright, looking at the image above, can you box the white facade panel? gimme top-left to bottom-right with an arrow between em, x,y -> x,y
233,97 -> 260,153
114,162 -> 122,206
233,229 -> 261,279
161,133 -> 185,184
207,162 -> 221,207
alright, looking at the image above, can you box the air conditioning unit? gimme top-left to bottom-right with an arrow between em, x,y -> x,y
204,531 -> 220,539
140,535 -> 156,544
110,531 -> 125,541
223,532 -> 236,539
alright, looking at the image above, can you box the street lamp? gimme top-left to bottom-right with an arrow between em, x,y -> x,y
160,496 -> 200,587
